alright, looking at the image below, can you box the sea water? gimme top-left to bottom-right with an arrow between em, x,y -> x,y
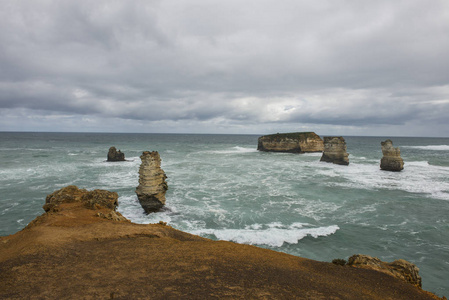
0,132 -> 448,296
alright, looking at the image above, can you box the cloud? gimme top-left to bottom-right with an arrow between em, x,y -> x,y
0,0 -> 448,136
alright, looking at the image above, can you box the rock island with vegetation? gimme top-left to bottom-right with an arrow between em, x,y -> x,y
257,132 -> 324,153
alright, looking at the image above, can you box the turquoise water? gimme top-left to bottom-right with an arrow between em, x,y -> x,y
0,132 -> 448,296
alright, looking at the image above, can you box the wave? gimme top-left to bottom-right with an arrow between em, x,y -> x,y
404,145 -> 449,151
0,148 -> 50,151
406,161 -> 430,167
303,152 -> 323,157
191,223 -> 340,247
208,146 -> 259,154
327,161 -> 449,201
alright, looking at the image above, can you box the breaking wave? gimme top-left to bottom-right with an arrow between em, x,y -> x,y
191,223 -> 340,247
404,145 -> 449,151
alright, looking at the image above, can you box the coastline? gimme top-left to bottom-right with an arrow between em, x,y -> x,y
0,186 -> 443,299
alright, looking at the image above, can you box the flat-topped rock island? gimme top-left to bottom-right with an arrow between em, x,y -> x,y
257,132 -> 324,153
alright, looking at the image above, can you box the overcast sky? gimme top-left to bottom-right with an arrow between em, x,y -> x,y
1,1 -> 448,136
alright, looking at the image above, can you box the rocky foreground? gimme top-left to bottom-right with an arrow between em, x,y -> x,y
0,186 -> 443,299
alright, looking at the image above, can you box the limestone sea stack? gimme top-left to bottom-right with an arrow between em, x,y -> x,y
135,151 -> 168,213
380,139 -> 404,171
107,147 -> 125,161
257,132 -> 324,153
320,136 -> 349,165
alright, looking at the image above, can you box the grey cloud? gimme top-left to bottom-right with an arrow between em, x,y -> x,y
0,0 -> 449,135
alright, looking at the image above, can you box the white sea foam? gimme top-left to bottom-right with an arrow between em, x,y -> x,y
117,195 -> 174,224
207,146 -> 259,154
406,161 -> 430,167
191,224 -> 340,247
0,148 -> 50,151
327,161 -> 449,201
303,152 -> 323,157
404,145 -> 449,151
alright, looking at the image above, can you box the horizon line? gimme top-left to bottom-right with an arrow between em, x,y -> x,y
1,130 -> 448,139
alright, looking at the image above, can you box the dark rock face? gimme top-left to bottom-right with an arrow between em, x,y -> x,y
257,132 -> 324,153
347,254 -> 422,288
135,151 -> 168,213
320,136 -> 349,165
107,147 -> 125,161
380,140 -> 404,171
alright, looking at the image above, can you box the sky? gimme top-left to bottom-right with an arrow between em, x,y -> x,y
1,1 -> 449,136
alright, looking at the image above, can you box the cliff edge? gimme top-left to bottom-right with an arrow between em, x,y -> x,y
0,186 -> 441,299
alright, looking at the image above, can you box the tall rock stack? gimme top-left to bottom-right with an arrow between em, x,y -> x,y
135,151 -> 168,213
380,139 -> 404,171
320,136 -> 349,165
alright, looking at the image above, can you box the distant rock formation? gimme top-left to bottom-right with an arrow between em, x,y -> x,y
347,254 -> 422,288
257,132 -> 324,153
320,136 -> 349,165
380,139 -> 404,171
107,147 -> 125,161
135,151 -> 168,213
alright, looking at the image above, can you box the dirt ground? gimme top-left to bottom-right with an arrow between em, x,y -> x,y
0,201 -> 441,299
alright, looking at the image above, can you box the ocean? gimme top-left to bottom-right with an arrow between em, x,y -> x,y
0,132 -> 448,296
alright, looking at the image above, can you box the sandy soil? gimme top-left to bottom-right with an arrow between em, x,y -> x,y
0,201 -> 441,299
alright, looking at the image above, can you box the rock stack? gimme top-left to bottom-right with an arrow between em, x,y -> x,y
257,132 -> 324,153
135,151 -> 168,213
107,147 -> 125,161
380,139 -> 404,171
320,136 -> 349,165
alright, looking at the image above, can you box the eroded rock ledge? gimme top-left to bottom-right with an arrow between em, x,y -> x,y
347,254 -> 422,289
0,186 -> 442,300
257,132 -> 324,153
43,185 -> 127,221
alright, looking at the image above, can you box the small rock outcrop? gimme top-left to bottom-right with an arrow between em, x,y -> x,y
44,185 -> 119,211
347,254 -> 422,288
107,147 -> 125,161
135,151 -> 168,213
42,185 -> 128,221
380,139 -> 404,171
257,132 -> 324,153
320,136 -> 349,165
